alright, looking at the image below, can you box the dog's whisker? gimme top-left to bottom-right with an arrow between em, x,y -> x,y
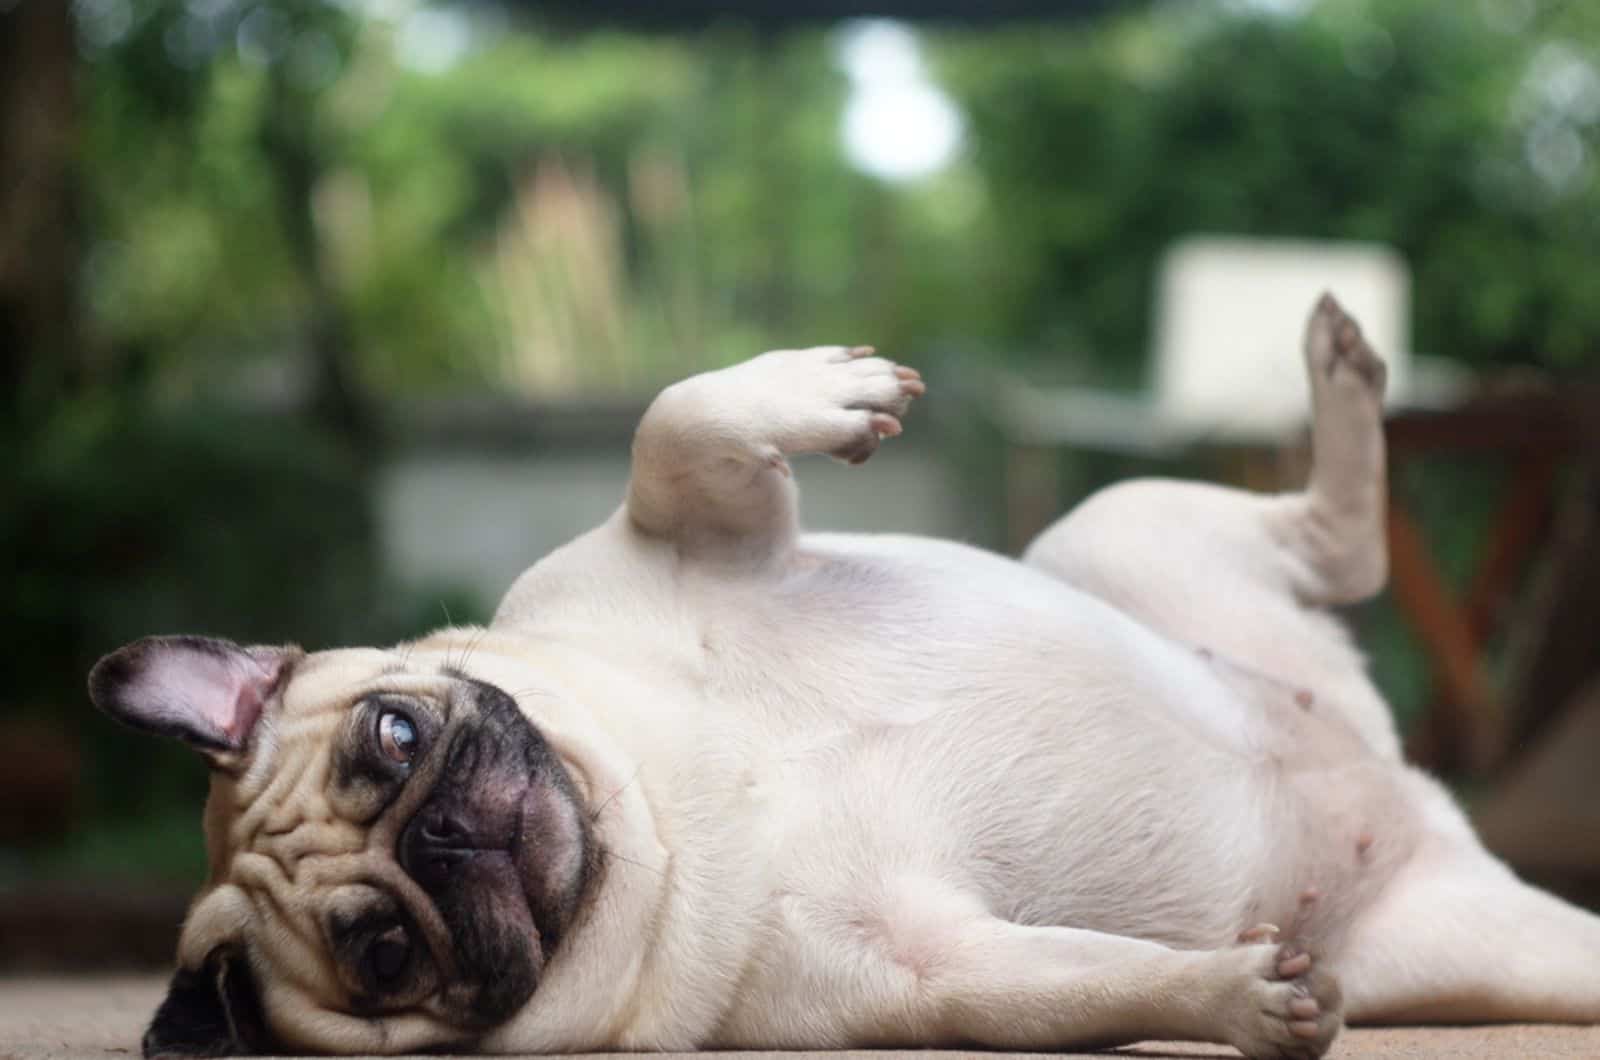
505,686 -> 558,702
589,765 -> 644,823
598,843 -> 665,878
456,626 -> 489,673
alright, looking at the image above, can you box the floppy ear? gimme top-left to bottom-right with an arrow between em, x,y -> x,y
88,635 -> 298,764
144,946 -> 272,1059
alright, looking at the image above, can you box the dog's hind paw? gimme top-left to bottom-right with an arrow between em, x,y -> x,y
1305,292 -> 1386,397
1215,940 -> 1343,1060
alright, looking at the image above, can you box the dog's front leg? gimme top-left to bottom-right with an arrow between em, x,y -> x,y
626,346 -> 922,561
911,917 -> 1342,1060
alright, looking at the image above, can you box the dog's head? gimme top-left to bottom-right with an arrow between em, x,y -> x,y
89,634 -> 600,1056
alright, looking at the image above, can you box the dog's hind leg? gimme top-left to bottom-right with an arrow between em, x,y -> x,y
846,883 -> 1345,1059
1273,291 -> 1390,606
1024,293 -> 1388,610
1336,774 -> 1600,1024
1022,295 -> 1399,756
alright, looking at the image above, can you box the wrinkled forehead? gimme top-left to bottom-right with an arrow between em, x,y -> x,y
214,649 -> 399,807
236,647 -> 459,772
280,647 -> 440,718
194,648 -> 389,895
202,643 -> 470,849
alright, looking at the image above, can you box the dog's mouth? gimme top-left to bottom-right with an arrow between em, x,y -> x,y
393,686 -> 593,1027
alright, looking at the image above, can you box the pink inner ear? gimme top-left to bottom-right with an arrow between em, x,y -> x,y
132,648 -> 280,749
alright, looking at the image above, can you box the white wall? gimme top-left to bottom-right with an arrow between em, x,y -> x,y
376,445 -> 979,609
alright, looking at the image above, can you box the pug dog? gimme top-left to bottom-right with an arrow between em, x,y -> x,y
91,295 -> 1600,1060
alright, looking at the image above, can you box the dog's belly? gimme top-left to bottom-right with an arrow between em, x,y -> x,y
721,533 -> 1412,954
745,532 -> 1262,745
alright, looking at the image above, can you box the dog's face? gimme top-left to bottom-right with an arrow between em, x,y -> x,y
88,635 -> 598,1056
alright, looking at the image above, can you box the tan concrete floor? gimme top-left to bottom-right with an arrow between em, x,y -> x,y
3,976 -> 1599,1059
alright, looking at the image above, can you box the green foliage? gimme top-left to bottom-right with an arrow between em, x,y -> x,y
935,0 -> 1600,379
78,1 -> 354,378
1,400 -> 379,875
76,1 -> 1599,406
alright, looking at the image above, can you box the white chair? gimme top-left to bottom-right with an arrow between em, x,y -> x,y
997,235 -> 1421,454
1152,235 -> 1412,442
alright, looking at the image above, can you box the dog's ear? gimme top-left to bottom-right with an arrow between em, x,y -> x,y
88,635 -> 299,765
144,945 -> 272,1058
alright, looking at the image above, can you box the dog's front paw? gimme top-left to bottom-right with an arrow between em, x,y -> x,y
743,345 -> 925,465
1216,939 -> 1343,1060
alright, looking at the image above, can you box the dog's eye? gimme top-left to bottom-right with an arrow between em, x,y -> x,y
377,711 -> 418,764
362,924 -> 412,990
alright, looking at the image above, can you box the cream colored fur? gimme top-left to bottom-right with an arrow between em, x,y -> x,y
197,300 -> 1600,1059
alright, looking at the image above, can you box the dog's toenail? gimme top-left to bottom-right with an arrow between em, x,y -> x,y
1290,998 -> 1319,1019
1289,1020 -> 1321,1039
1238,922 -> 1280,943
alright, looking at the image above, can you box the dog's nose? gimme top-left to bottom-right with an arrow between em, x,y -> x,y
419,811 -> 470,847
400,806 -> 481,891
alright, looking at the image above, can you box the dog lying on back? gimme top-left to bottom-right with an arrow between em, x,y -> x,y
92,295 -> 1600,1059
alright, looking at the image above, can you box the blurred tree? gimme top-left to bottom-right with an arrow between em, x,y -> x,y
0,1 -> 77,431
258,3 -> 370,438
52,0 -> 1600,402
2,0 -> 383,883
937,0 -> 1600,381
75,0 -> 367,434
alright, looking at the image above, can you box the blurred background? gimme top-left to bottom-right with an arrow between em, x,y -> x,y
3,0 -> 1599,969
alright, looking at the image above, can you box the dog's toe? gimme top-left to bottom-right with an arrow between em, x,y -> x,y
1221,942 -> 1343,1060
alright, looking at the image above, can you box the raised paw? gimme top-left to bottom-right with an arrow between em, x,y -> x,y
744,344 -> 925,466
1219,941 -> 1343,1060
1304,292 -> 1387,396
829,346 -> 926,463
